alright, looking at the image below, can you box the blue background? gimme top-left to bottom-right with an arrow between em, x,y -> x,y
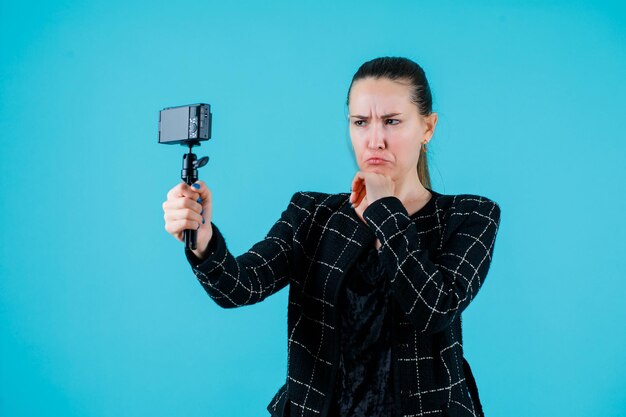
1,1 -> 625,416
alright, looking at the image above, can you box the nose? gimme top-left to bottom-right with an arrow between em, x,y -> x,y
367,122 -> 386,149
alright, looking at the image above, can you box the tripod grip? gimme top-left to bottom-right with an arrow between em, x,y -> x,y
181,148 -> 207,252
185,228 -> 197,251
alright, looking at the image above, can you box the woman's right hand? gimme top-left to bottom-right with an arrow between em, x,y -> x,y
163,180 -> 213,260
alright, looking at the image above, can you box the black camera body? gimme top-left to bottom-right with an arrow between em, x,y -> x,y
158,103 -> 212,146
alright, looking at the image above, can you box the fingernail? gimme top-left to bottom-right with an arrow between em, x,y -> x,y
201,208 -> 204,214
202,217 -> 205,224
192,183 -> 200,190
197,197 -> 202,203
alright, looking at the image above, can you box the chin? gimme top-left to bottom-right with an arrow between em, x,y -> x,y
367,166 -> 391,175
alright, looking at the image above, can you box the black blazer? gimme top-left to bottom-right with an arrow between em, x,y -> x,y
185,188 -> 501,417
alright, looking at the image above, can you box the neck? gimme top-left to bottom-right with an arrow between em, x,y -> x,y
394,172 -> 430,203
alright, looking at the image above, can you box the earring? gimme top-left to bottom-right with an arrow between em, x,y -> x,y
422,142 -> 428,153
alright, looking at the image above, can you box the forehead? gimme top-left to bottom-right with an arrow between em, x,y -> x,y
348,77 -> 413,113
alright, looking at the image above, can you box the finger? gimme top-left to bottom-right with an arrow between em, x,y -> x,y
166,182 -> 183,200
181,208 -> 203,224
351,171 -> 364,192
355,184 -> 366,207
356,178 -> 365,195
166,183 -> 202,213
165,220 -> 189,238
167,181 -> 194,200
165,207 -> 203,225
352,184 -> 365,205
176,181 -> 206,205
350,174 -> 364,203
166,218 -> 202,234
352,174 -> 366,204
349,183 -> 358,203
177,181 -> 207,211
165,195 -> 203,214
352,185 -> 365,207
190,180 -> 212,203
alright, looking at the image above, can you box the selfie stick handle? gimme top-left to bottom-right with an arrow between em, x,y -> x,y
181,144 -> 210,251
181,146 -> 200,250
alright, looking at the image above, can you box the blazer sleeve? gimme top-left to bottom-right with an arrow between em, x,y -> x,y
363,195 -> 501,334
183,191 -> 303,308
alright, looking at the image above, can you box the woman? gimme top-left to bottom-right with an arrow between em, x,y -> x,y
162,57 -> 501,417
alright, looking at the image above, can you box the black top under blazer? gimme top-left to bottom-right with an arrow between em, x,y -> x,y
184,188 -> 501,417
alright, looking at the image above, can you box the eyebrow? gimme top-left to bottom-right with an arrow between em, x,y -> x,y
349,113 -> 402,119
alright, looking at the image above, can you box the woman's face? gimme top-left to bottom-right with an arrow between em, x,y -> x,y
348,77 -> 437,183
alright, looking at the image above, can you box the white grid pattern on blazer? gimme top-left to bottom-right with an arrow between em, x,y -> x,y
185,189 -> 501,417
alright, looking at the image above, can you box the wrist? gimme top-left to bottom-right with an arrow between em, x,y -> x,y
192,229 -> 214,260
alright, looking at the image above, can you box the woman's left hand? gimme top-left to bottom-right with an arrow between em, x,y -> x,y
349,170 -> 395,213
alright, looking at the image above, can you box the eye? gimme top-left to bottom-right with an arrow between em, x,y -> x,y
354,120 -> 366,127
386,119 -> 400,125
